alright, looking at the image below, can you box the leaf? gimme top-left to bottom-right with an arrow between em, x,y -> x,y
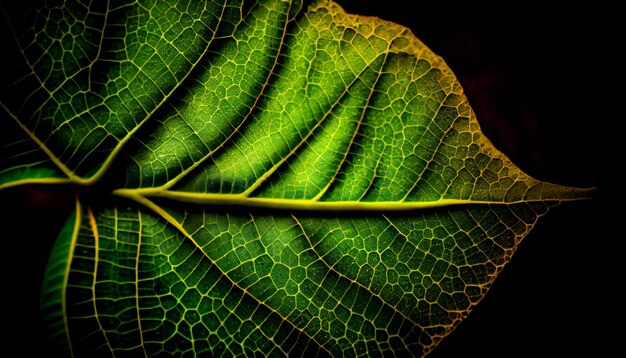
0,0 -> 594,356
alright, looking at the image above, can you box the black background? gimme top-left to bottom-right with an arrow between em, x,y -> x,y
1,0 -> 616,356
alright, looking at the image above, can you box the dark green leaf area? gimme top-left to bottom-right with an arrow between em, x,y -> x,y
54,199 -> 550,356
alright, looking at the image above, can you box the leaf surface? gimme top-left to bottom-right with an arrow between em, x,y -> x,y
0,0 -> 592,356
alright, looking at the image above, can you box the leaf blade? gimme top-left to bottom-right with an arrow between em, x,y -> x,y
0,0 -> 596,356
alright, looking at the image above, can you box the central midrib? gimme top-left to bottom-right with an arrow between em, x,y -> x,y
113,188 -> 585,212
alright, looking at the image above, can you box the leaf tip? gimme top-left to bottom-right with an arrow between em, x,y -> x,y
533,181 -> 598,202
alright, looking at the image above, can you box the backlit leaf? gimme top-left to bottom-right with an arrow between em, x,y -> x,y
0,0 -> 593,356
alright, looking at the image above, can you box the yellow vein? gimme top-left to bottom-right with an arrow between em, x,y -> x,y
0,178 -> 75,191
355,144 -> 384,202
400,89 -> 459,202
381,214 -> 404,237
87,206 -> 115,356
348,48 -> 406,203
0,101 -> 79,181
135,210 -> 148,358
124,189 -> 590,212
312,52 -> 389,201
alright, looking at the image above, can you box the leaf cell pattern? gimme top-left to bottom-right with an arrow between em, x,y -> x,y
1,0 -> 592,356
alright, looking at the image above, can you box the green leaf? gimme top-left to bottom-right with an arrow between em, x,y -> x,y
0,0 -> 594,356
